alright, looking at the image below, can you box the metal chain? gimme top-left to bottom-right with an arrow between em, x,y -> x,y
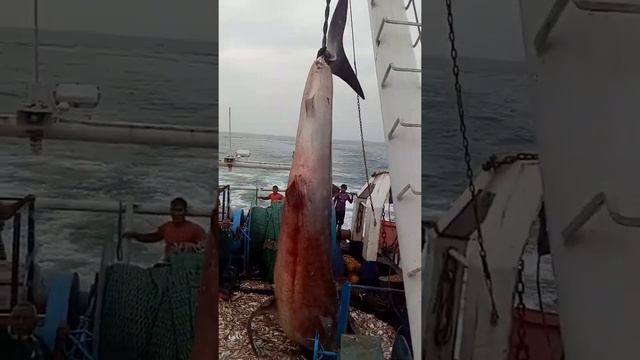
514,257 -> 530,360
318,0 -> 332,58
444,0 -> 499,324
482,153 -> 539,171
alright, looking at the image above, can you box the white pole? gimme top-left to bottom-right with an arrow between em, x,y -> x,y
228,107 -> 232,154
32,0 -> 40,102
34,0 -> 39,84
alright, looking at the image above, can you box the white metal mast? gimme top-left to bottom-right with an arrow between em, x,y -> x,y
33,0 -> 40,96
228,106 -> 232,154
519,1 -> 640,359
366,0 -> 422,357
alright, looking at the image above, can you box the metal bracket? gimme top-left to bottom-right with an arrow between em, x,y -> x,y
407,266 -> 421,277
397,183 -> 421,201
388,117 -> 421,140
562,192 -> 640,243
376,17 -> 422,47
381,63 -> 421,87
447,248 -> 469,268
535,0 -> 640,54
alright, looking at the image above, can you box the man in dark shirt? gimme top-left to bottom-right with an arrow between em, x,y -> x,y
0,302 -> 51,360
333,184 -> 353,232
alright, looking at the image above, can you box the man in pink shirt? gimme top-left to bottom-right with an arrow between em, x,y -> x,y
333,184 -> 353,232
123,197 -> 205,258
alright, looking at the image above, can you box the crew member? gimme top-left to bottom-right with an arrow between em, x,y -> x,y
0,302 -> 51,360
333,184 -> 353,232
123,197 -> 206,258
259,186 -> 285,204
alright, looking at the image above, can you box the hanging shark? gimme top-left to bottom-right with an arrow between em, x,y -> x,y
247,0 -> 364,356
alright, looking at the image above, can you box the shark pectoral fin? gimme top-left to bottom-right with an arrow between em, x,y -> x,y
247,296 -> 278,357
326,0 -> 365,99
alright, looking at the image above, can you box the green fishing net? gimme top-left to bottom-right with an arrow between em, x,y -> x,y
98,253 -> 204,360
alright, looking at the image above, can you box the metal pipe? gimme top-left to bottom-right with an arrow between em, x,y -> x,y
27,201 -> 35,301
381,63 -> 422,87
33,0 -> 39,86
254,188 -> 259,207
11,213 -> 21,308
388,117 -> 421,140
0,118 -> 218,149
221,190 -> 227,221
376,18 -> 421,46
0,197 -> 212,217
219,159 -> 291,171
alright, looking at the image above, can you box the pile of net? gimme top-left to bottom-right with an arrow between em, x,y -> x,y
248,203 -> 284,283
98,253 -> 204,360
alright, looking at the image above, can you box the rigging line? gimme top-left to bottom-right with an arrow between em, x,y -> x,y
116,200 -> 124,261
348,0 -> 377,225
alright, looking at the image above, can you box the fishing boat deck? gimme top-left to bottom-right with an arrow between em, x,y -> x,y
219,280 -> 396,360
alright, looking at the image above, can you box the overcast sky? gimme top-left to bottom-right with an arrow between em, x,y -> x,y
220,0 -> 421,142
0,0 -> 216,41
424,0 -> 525,60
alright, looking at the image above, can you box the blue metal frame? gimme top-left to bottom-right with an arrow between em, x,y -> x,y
313,282 -> 408,360
37,272 -> 78,352
243,209 -> 253,275
313,282 -> 352,360
229,208 -> 244,253
337,282 -> 351,340
67,327 -> 94,360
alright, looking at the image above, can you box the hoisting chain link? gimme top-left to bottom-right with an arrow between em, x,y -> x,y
514,257 -> 530,360
482,153 -> 539,171
317,0 -> 332,58
444,0 -> 499,325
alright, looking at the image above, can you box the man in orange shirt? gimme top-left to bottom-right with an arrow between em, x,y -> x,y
123,197 -> 206,258
259,185 -> 285,204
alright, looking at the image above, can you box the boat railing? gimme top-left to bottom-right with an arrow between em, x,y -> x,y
0,197 -> 36,311
1,195 -> 213,265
